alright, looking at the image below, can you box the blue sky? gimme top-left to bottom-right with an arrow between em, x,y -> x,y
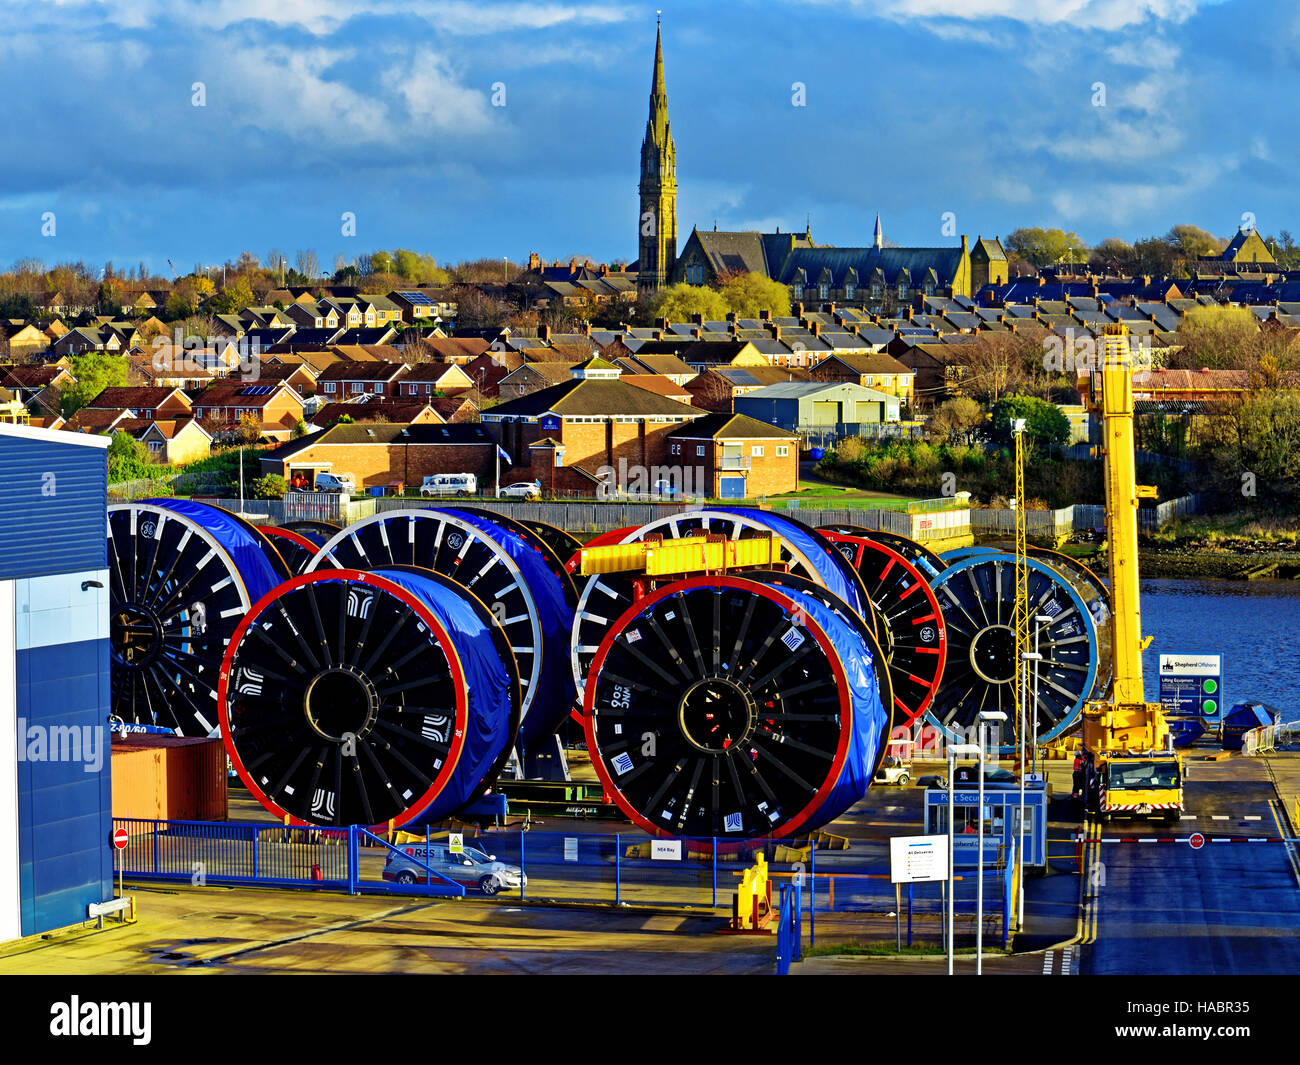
0,0 -> 1290,275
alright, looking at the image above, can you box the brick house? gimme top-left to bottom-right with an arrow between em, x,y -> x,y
191,381 -> 305,440
496,362 -> 580,401
809,351 -> 915,406
84,386 -> 193,421
481,365 -> 705,496
666,413 -> 799,498
316,360 -> 408,400
397,362 -> 476,398
258,422 -> 496,489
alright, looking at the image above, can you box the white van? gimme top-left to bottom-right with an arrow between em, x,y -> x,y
314,472 -> 355,494
420,473 -> 477,497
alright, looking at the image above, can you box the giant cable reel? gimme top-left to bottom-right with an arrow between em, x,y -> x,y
107,499 -> 290,734
818,532 -> 947,729
305,507 -> 577,775
582,573 -> 892,840
927,553 -> 1102,748
570,508 -> 873,699
218,566 -> 520,829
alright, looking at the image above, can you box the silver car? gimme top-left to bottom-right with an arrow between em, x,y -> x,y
382,842 -> 525,895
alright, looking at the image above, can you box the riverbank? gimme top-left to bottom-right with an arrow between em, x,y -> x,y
1045,541 -> 1300,580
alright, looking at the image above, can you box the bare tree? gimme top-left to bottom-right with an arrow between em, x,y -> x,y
294,249 -> 320,279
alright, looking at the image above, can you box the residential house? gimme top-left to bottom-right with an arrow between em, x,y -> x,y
132,419 -> 212,465
481,363 -> 704,495
84,386 -> 193,421
809,352 -> 916,406
397,362 -> 477,398
309,399 -> 443,429
665,412 -> 799,498
191,381 -> 305,440
259,422 -> 497,489
316,360 -> 408,400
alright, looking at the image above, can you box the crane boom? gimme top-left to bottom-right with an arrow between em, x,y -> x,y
1079,325 -> 1181,822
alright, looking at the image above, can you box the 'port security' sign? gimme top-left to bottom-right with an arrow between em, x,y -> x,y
1159,654 -> 1222,719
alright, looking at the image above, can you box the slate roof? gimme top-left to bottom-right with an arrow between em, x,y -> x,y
666,412 -> 798,440
484,379 -> 704,419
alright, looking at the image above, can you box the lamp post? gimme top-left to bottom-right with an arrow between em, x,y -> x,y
946,741 -> 980,975
977,709 -> 1006,975
1018,647 -> 1042,931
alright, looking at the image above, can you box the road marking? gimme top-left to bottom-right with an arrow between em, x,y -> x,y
1181,814 -> 1196,820
1042,951 -> 1054,975
1212,815 -> 1230,821
1061,945 -> 1075,975
1268,800 -> 1300,889
1244,815 -> 1262,821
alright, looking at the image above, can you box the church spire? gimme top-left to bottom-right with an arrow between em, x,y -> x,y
638,18 -> 677,295
874,213 -> 883,249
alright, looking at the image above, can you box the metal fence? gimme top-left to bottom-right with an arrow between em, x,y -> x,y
970,506 -> 1075,539
113,819 -> 1013,938
1071,493 -> 1202,533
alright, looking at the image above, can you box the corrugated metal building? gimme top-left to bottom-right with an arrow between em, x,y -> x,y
0,424 -> 113,943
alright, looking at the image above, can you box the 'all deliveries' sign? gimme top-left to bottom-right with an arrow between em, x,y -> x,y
1158,654 -> 1222,718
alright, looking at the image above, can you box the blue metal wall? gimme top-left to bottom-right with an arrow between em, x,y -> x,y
0,426 -> 112,941
0,433 -> 107,580
15,638 -> 112,936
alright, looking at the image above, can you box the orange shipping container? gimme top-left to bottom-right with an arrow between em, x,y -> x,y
111,735 -> 229,821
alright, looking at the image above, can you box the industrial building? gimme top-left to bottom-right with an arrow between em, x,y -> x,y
0,423 -> 113,943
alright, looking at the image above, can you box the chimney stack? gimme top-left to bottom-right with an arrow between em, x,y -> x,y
770,324 -> 782,340
809,321 -> 821,337
539,324 -> 551,342
759,309 -> 771,322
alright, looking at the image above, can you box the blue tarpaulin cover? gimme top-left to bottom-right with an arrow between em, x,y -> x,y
782,588 -> 888,830
715,507 -> 866,617
371,568 -> 515,822
435,508 -> 576,748
146,498 -> 283,604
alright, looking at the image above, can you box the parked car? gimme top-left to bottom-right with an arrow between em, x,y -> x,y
499,481 -> 541,499
382,842 -> 525,895
419,473 -> 477,497
314,472 -> 355,494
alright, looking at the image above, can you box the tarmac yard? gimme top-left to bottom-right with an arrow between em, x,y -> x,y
4,751 -> 1297,976
1080,756 -> 1300,975
0,885 -> 775,975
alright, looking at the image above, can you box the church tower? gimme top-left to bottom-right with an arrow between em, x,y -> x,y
637,22 -> 678,295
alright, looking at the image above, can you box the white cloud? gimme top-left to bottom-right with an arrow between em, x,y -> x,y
1106,37 -> 1180,68
220,46 -> 393,145
827,0 -> 1205,30
385,51 -> 496,134
37,0 -> 634,37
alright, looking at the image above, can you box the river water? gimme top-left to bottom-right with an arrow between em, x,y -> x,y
1139,579 -> 1300,716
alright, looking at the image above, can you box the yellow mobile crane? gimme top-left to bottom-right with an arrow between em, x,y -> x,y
1079,325 -> 1183,823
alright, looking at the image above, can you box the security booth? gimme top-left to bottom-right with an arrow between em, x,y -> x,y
924,779 -> 1050,869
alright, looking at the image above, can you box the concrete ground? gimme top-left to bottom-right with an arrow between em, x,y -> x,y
0,884 -> 773,975
9,749 -> 1293,976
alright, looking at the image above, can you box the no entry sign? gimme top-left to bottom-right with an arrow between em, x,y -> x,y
112,828 -> 129,850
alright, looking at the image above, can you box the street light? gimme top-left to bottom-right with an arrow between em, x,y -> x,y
977,709 -> 1007,975
1018,647 -> 1042,931
946,741 -> 980,976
